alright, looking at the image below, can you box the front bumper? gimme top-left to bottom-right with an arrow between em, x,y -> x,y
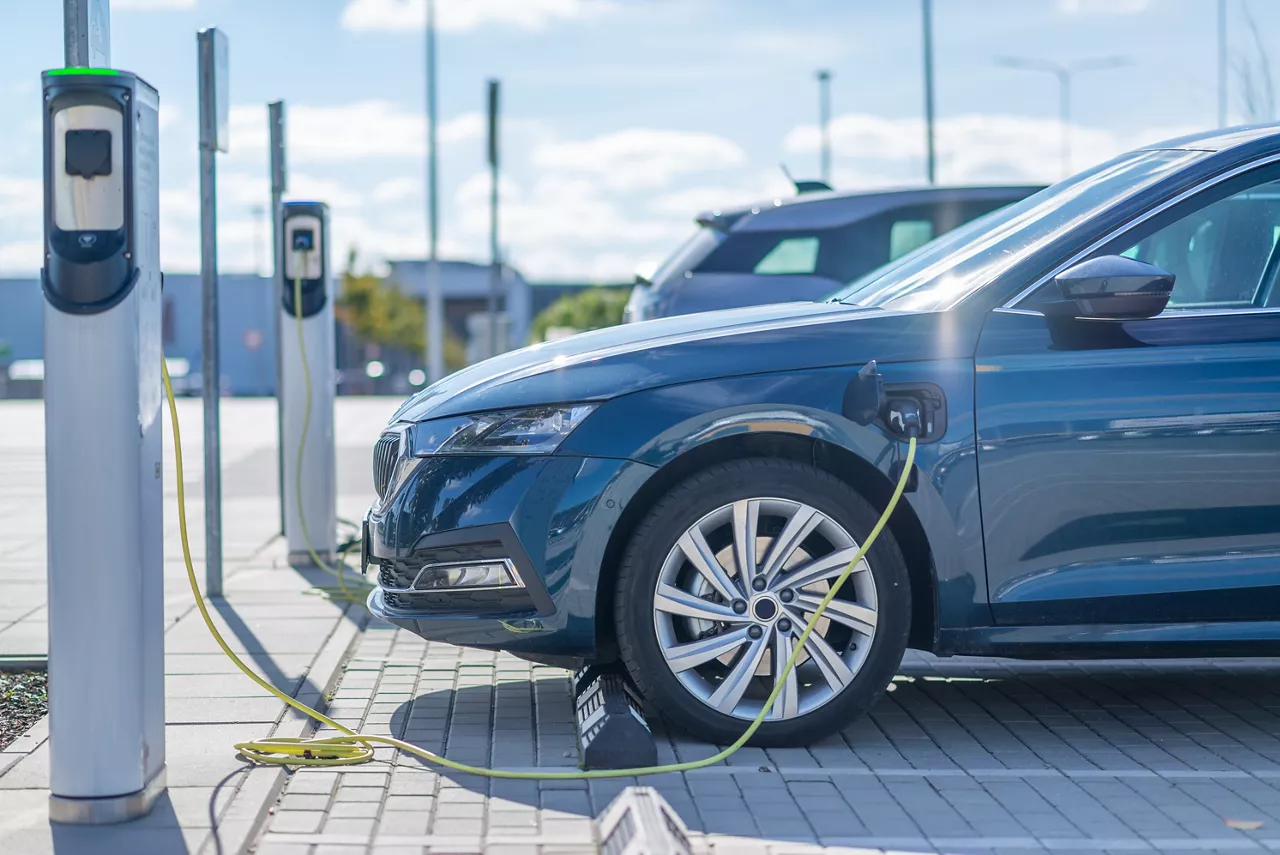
364,453 -> 655,661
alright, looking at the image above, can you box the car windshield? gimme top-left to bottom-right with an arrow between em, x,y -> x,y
831,148 -> 1204,311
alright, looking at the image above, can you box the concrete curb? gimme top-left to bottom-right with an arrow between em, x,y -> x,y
0,655 -> 48,673
0,713 -> 49,778
199,604 -> 369,855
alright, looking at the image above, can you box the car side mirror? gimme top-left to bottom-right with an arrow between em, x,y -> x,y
1053,255 -> 1175,320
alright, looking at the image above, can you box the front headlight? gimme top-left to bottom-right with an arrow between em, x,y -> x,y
410,404 -> 597,456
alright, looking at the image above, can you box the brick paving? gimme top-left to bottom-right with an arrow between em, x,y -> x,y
259,634 -> 1280,855
0,398 -> 396,854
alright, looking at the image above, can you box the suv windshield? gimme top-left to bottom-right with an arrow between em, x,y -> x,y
831,149 -> 1204,312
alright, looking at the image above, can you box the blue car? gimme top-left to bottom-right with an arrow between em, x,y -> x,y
365,125 -> 1280,746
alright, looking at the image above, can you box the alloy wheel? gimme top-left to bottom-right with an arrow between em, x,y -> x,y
652,497 -> 878,722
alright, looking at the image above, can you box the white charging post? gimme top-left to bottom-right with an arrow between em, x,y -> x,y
41,67 -> 166,824
280,201 -> 336,564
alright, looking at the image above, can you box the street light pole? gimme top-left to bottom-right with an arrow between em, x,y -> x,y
425,0 -> 445,383
1058,70 -> 1070,180
1218,0 -> 1228,128
995,55 -> 1131,179
922,0 -> 936,184
816,69 -> 832,186
486,79 -> 501,359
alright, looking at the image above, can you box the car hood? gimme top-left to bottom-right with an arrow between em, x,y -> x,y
391,300 -> 965,423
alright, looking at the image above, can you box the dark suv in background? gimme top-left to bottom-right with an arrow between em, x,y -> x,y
624,185 -> 1041,321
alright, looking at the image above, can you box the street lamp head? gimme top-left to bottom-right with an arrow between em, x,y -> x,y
1068,55 -> 1133,73
994,55 -> 1063,74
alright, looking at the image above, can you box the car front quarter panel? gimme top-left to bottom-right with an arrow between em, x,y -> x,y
562,361 -> 990,631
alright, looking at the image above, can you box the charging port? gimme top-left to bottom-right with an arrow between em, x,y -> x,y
883,382 -> 946,443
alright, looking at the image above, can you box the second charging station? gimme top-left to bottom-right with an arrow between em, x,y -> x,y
280,201 -> 336,563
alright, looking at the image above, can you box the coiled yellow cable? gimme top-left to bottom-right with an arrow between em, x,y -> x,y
160,306 -> 917,774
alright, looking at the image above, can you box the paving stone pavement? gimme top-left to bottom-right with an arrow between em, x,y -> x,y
257,631 -> 1280,855
0,398 -> 398,854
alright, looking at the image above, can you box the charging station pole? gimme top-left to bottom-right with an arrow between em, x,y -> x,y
42,65 -> 167,823
198,28 -> 228,595
280,202 -> 336,564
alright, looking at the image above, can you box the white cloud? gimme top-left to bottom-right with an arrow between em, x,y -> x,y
159,105 -> 181,132
341,0 -> 614,32
729,29 -> 849,63
784,112 -> 1194,185
113,0 -> 196,9
0,175 -> 43,222
649,175 -> 793,219
532,129 -> 748,191
287,173 -> 366,208
0,241 -> 41,272
0,176 -> 43,272
371,176 -> 421,204
229,103 -> 482,164
1057,0 -> 1151,13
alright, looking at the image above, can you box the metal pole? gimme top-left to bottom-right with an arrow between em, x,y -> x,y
922,0 -> 936,184
268,100 -> 286,535
425,0 -> 445,382
63,0 -> 110,67
1059,71 -> 1071,178
816,69 -> 832,186
487,78 -> 500,359
1218,0 -> 1228,128
198,30 -> 224,597
995,55 -> 1129,180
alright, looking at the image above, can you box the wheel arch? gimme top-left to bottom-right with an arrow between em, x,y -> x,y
594,430 -> 939,662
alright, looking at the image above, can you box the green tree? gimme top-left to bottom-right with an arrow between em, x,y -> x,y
531,287 -> 629,343
336,250 -> 465,369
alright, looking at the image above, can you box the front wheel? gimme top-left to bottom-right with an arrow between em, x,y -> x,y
614,458 -> 911,746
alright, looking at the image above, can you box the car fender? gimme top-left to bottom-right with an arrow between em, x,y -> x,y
561,363 -> 991,631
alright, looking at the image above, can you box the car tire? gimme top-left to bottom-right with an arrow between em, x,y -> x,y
614,457 -> 911,747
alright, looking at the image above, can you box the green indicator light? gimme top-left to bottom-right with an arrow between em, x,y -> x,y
46,67 -> 121,76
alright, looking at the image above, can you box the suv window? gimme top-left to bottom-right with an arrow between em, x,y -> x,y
696,230 -> 821,277
753,236 -> 819,274
693,193 -> 1038,285
1117,181 -> 1280,310
889,219 -> 934,261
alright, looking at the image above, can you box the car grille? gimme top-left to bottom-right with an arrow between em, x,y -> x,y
372,432 -> 400,500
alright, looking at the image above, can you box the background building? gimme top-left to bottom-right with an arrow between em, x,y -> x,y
0,268 -> 626,399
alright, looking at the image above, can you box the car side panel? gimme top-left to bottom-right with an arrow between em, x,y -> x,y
561,360 -> 990,630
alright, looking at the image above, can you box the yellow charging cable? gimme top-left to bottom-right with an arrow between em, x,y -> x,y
161,341 -> 916,774
290,253 -> 373,605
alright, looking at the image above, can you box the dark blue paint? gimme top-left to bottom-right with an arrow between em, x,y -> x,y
975,308 -> 1280,626
367,453 -> 654,656
367,125 -> 1280,663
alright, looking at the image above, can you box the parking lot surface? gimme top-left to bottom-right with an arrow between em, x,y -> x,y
258,626 -> 1280,855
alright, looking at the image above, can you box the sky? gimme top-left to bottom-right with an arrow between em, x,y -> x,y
0,0 -> 1276,282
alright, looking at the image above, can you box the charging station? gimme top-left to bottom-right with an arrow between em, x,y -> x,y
280,201 -> 336,564
41,68 -> 166,823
